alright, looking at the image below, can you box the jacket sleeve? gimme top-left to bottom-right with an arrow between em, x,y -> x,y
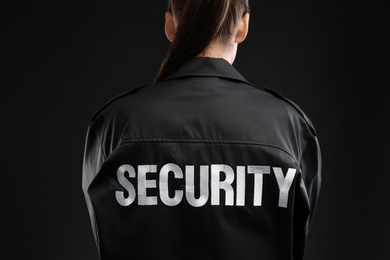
293,135 -> 322,259
82,122 -> 106,246
300,135 -> 322,226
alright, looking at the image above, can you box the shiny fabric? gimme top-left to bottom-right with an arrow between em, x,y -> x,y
82,57 -> 321,260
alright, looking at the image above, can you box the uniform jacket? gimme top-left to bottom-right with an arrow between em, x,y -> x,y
82,57 -> 321,260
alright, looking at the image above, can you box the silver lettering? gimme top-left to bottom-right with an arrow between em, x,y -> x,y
236,166 -> 246,206
137,165 -> 158,205
160,163 -> 183,206
185,165 -> 209,207
248,166 -> 270,206
115,164 -> 136,206
114,163 -> 298,208
273,167 -> 296,208
211,164 -> 235,206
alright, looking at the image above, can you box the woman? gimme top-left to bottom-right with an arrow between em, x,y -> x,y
82,0 -> 321,259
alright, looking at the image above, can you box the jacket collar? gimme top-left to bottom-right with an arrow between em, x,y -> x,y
163,57 -> 252,86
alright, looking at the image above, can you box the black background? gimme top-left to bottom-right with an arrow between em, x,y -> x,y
1,1 -> 389,259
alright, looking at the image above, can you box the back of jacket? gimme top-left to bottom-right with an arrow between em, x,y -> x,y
82,57 -> 321,260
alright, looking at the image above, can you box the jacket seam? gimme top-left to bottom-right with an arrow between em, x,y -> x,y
165,73 -> 251,86
120,137 -> 297,164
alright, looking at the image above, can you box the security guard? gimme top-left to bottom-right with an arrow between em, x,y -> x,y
82,1 -> 321,259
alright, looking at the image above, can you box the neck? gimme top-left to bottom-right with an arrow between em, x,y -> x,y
197,41 -> 238,64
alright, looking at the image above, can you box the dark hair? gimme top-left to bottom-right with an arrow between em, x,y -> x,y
154,0 -> 250,84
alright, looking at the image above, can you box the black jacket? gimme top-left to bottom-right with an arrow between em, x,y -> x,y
82,57 -> 321,260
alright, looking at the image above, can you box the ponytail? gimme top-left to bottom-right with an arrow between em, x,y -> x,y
154,0 -> 249,84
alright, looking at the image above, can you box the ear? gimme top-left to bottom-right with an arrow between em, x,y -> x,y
235,12 -> 250,44
165,11 -> 176,43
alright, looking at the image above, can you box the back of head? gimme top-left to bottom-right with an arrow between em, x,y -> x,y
154,0 -> 250,84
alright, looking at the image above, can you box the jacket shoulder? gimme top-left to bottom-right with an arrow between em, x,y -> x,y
90,84 -> 149,123
264,87 -> 316,136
